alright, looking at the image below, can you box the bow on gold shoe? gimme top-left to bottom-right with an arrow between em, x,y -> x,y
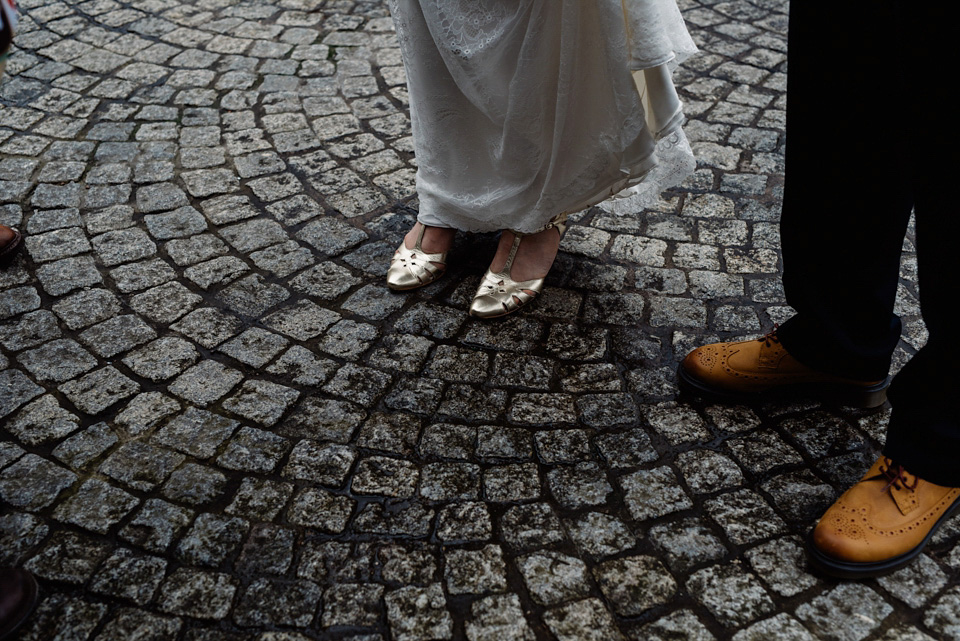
469,213 -> 567,318
386,224 -> 448,291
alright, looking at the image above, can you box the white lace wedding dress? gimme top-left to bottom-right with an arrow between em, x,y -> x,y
389,0 -> 697,233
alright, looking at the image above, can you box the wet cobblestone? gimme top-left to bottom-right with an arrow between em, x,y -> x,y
0,0 -> 953,639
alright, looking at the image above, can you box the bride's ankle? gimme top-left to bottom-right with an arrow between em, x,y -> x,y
405,223 -> 455,254
489,226 -> 561,280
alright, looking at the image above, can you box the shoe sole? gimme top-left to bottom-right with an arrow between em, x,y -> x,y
677,365 -> 889,409
805,492 -> 960,579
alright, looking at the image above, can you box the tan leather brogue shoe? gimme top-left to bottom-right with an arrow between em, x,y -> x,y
808,457 -> 960,578
678,329 -> 888,408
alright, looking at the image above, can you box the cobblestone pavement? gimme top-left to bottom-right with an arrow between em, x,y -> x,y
1,0 -> 956,639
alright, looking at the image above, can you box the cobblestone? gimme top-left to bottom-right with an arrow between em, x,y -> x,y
1,0 -> 950,638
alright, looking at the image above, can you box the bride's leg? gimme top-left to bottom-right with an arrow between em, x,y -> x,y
402,222 -> 455,257
487,225 -> 561,284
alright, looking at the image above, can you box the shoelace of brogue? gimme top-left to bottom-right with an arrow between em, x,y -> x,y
879,458 -> 918,492
756,324 -> 781,348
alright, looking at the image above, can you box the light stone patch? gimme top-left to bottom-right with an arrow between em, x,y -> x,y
621,466 -> 693,522
543,599 -> 626,641
218,327 -> 289,367
687,564 -> 775,628
517,551 -> 591,606
732,614 -> 816,641
465,593 -> 535,641
121,336 -> 199,381
444,545 -> 507,595
90,548 -> 167,606
113,393 -> 181,436
59,366 -> 140,414
16,338 -> 97,383
5,394 -> 82,446
385,584 -> 453,641
0,454 -> 77,511
53,478 -> 140,534
795,583 -> 893,641
52,422 -> 118,470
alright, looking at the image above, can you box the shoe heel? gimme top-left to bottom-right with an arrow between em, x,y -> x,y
841,379 -> 889,409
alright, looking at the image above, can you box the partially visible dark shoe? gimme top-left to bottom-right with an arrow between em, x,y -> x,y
0,225 -> 23,269
678,329 -> 889,408
0,567 -> 38,640
807,457 -> 960,578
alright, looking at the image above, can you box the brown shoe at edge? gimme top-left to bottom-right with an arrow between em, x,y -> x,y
0,225 -> 23,269
807,457 -> 960,578
678,329 -> 889,408
0,567 -> 38,640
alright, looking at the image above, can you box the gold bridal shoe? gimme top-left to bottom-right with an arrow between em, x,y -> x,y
469,213 -> 567,318
386,224 -> 448,291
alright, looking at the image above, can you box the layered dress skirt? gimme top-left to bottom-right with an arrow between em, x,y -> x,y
389,0 -> 697,233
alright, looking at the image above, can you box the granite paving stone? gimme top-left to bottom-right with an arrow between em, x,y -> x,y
262,299 -> 340,340
89,548 -> 167,606
17,338 -> 97,382
128,281 -> 203,323
99,441 -> 185,492
52,478 -> 140,534
543,599 -> 626,641
233,578 -> 322,627
0,453 -> 77,510
162,462 -> 228,505
517,551 -> 591,606
385,584 -> 452,641
1,0 -> 946,638
218,327 -> 289,368
16,594 -> 108,641
216,426 -> 290,474
795,584 -> 894,641
95,608 -> 183,641
436,501 -> 492,542
176,512 -> 249,568
687,564 -> 776,628
593,555 -> 678,616
621,466 -> 693,522
443,544 -> 507,595
5,394 -> 81,445
158,568 -> 238,620
169,306 -> 243,348
23,530 -> 113,585
286,487 -> 355,533
283,441 -> 356,486
222,379 -> 300,426
225,525 -> 292,578
35,255 -> 102,295
122,336 -> 199,380
704,489 -> 789,545
281,396 -> 367,442
168,360 -> 244,405
465,594 -> 536,641
635,610 -> 717,641
224,478 -> 293,521
119,498 -> 194,554
0,309 -> 61,351
51,287 -> 121,329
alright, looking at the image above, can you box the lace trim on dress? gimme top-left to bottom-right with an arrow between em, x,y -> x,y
432,0 -> 509,59
600,124 -> 696,215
